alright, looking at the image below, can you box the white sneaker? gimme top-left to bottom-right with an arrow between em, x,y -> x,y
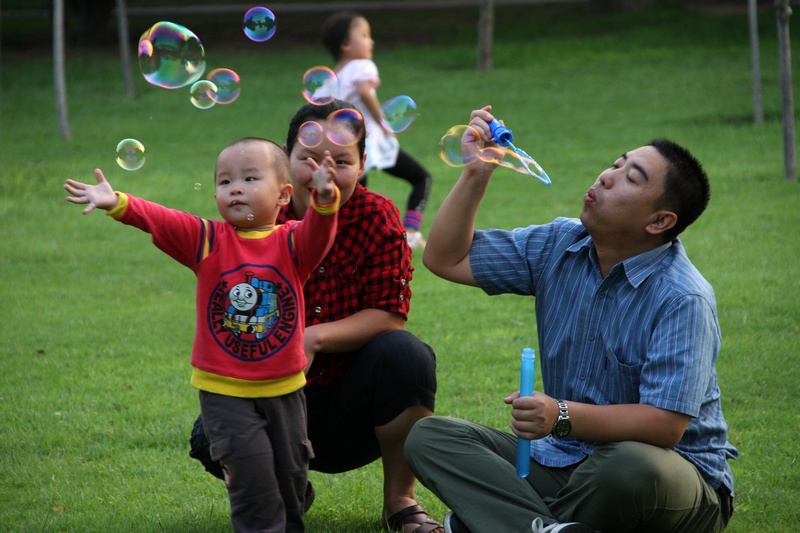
532,517 -> 596,532
406,230 -> 426,249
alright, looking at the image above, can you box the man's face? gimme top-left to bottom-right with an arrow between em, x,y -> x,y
580,145 -> 669,241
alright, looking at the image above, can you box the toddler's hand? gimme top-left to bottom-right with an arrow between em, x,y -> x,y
309,151 -> 337,204
64,168 -> 118,214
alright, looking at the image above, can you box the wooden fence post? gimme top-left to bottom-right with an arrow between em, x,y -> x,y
116,0 -> 135,97
776,0 -> 796,181
53,0 -> 71,141
749,0 -> 764,123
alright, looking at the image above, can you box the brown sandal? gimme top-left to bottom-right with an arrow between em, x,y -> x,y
384,505 -> 444,533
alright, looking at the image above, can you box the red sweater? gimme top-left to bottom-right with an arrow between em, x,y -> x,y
108,191 -> 338,398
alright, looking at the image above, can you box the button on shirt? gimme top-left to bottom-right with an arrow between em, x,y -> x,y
470,217 -> 737,494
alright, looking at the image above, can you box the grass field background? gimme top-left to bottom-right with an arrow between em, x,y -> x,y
1,2 -> 799,531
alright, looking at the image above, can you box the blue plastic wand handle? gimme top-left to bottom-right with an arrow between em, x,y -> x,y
516,347 -> 535,478
489,119 -> 514,147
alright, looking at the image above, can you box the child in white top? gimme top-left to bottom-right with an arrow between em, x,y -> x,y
322,11 -> 432,249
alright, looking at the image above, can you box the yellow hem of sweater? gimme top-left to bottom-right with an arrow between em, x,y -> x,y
191,367 -> 306,398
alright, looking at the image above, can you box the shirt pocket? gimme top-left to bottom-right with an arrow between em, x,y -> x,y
602,346 -> 643,405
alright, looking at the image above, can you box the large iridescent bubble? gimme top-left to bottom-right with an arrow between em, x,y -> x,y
380,95 -> 418,133
243,7 -> 277,42
438,125 -> 479,167
138,21 -> 205,89
326,108 -> 364,146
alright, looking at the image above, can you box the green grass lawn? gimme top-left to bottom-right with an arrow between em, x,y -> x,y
1,2 -> 799,531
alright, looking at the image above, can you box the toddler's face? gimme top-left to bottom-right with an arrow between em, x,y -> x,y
288,123 -> 365,216
342,17 -> 374,61
215,142 -> 291,230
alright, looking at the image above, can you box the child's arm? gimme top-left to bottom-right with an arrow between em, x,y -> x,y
310,150 -> 337,204
356,80 -> 390,134
291,151 -> 339,277
64,168 -> 118,214
65,167 -> 207,269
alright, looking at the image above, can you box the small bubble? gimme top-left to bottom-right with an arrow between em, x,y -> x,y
116,138 -> 146,171
190,80 -> 218,109
380,95 -> 418,133
298,121 -> 324,148
246,213 -> 254,221
207,68 -> 240,104
302,66 -> 339,105
243,7 -> 277,42
194,183 -> 202,190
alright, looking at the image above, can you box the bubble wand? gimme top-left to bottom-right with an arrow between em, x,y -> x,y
516,347 -> 536,478
489,120 -> 551,185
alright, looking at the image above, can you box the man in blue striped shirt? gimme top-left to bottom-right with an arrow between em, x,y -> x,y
405,106 -> 737,533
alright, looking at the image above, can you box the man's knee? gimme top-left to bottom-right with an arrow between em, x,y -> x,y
592,441 -> 686,499
405,416 -> 454,466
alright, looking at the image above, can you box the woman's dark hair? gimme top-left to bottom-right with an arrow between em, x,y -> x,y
321,11 -> 361,62
649,138 -> 710,242
286,99 -> 366,159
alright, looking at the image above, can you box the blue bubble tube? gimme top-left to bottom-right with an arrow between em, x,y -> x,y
516,347 -> 536,478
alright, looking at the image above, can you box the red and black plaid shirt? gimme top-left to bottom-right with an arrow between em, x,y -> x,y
278,184 -> 413,386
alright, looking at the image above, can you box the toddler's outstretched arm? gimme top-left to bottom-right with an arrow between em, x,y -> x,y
64,168 -> 119,214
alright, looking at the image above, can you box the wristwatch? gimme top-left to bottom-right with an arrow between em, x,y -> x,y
550,400 -> 572,439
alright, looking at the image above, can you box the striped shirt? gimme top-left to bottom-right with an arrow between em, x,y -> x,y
471,217 -> 737,494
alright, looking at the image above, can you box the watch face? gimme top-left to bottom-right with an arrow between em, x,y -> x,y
552,418 -> 571,439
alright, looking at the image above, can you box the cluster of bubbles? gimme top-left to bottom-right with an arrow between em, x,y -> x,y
124,9 -> 271,172
438,124 -> 551,185
298,68 -> 419,155
123,6 -> 549,196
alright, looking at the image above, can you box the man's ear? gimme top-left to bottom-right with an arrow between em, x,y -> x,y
646,210 -> 677,236
278,183 -> 293,205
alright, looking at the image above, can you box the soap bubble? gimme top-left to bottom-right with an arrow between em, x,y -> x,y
207,68 -> 241,104
380,95 -> 417,133
194,183 -> 202,190
298,121 -> 324,148
190,80 -> 218,109
138,21 -> 205,89
243,7 -> 277,42
438,125 -> 552,184
302,66 -> 339,105
326,108 -> 364,146
438,125 -> 479,167
116,138 -> 146,171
